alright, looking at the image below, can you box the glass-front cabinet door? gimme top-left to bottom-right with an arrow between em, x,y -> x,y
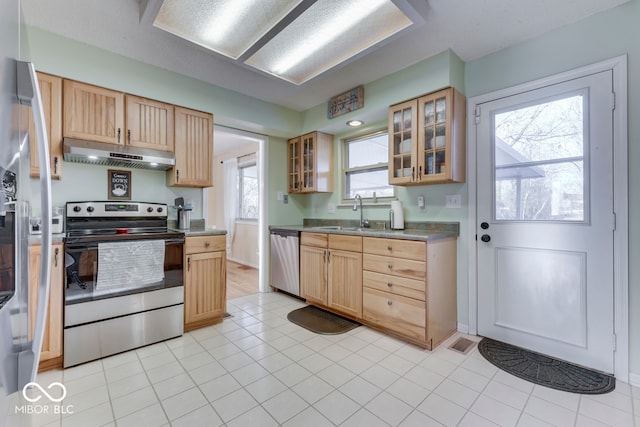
388,99 -> 417,184
287,131 -> 334,194
300,133 -> 316,192
287,136 -> 301,193
418,90 -> 450,181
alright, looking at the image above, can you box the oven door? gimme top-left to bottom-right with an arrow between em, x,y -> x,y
64,236 -> 184,305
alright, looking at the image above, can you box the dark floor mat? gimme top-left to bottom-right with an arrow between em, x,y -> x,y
287,305 -> 360,335
478,338 -> 615,394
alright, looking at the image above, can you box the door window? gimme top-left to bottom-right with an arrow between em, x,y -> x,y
493,92 -> 587,222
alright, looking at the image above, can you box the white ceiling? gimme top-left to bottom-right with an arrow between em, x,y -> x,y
22,0 -> 628,113
21,0 -> 628,156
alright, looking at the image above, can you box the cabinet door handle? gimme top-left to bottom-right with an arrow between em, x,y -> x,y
176,169 -> 180,183
53,156 -> 58,174
327,251 -> 331,263
387,300 -> 393,306
187,257 -> 191,271
418,165 -> 422,180
412,166 -> 415,181
54,247 -> 59,267
117,128 -> 121,144
323,250 -> 326,263
127,129 -> 131,145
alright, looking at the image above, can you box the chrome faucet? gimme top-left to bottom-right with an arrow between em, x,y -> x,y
353,194 -> 369,228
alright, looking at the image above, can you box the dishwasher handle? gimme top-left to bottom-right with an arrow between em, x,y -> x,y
270,229 -> 300,239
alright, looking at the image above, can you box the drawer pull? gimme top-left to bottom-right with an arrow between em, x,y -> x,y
387,246 -> 393,251
387,300 -> 393,306
387,264 -> 393,270
205,242 -> 211,248
387,282 -> 393,288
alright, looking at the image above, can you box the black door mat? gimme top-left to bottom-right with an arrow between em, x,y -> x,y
478,338 -> 615,394
287,305 -> 360,335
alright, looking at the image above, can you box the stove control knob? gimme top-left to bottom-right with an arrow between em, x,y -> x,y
147,207 -> 153,213
87,206 -> 94,213
73,206 -> 81,212
157,207 -> 163,213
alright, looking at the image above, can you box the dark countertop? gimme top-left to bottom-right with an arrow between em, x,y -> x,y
270,221 -> 459,242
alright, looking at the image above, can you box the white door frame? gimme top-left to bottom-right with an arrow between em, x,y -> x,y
202,127 -> 270,293
467,55 -> 629,381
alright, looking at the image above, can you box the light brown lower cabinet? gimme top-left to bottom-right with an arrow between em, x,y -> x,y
299,232 -> 457,350
28,243 -> 64,371
362,236 -> 457,350
300,233 -> 363,318
184,235 -> 227,331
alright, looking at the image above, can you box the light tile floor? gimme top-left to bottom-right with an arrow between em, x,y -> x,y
5,292 -> 639,426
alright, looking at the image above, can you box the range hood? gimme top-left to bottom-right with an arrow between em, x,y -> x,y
63,138 -> 176,170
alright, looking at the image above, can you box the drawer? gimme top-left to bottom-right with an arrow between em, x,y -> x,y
363,270 -> 425,301
185,235 -> 225,254
329,234 -> 362,252
363,237 -> 425,261
363,287 -> 425,341
301,232 -> 328,248
363,253 -> 425,281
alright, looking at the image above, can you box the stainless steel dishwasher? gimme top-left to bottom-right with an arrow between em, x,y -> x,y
270,228 -> 300,296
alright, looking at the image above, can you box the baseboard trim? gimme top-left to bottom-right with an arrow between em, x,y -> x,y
628,372 -> 640,388
457,323 -> 470,334
227,257 -> 258,269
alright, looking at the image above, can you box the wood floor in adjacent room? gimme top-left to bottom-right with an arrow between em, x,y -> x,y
226,261 -> 259,300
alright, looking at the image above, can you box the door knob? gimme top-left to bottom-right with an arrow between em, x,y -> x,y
481,234 -> 491,243
481,222 -> 489,230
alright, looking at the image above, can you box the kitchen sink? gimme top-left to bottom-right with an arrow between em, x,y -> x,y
310,225 -> 365,232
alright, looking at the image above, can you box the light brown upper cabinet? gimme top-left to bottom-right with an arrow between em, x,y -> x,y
63,80 -> 125,145
287,131 -> 333,193
29,72 -> 63,179
125,95 -> 174,152
63,80 -> 175,152
388,87 -> 466,185
167,106 -> 213,188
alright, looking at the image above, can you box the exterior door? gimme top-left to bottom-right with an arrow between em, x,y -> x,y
476,71 -> 615,373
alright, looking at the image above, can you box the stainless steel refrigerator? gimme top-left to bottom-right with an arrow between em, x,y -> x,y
0,0 -> 53,416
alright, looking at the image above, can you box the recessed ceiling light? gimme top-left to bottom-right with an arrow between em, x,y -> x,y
153,0 -> 415,85
347,120 -> 364,127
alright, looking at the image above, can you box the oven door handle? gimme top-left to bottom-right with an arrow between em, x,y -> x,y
65,237 -> 185,251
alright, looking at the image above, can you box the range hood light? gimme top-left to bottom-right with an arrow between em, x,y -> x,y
63,138 -> 176,170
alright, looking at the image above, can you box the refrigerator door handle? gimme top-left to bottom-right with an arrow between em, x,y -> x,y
17,61 -> 53,387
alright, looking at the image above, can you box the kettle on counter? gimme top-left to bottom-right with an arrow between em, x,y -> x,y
389,200 -> 404,230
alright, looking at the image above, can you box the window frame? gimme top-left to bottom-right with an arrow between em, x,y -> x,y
237,157 -> 259,221
342,129 -> 396,204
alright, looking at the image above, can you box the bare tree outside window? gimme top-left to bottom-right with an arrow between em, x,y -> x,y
238,163 -> 258,219
493,93 -> 586,221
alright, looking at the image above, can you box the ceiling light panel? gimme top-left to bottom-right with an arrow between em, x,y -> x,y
154,0 -> 302,59
245,0 -> 413,84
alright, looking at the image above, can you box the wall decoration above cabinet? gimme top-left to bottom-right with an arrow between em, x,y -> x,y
287,131 -> 333,194
388,87 -> 466,185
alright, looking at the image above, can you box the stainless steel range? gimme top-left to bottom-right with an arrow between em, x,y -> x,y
63,201 -> 184,367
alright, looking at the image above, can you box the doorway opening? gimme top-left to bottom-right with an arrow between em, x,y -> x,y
206,126 -> 267,300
